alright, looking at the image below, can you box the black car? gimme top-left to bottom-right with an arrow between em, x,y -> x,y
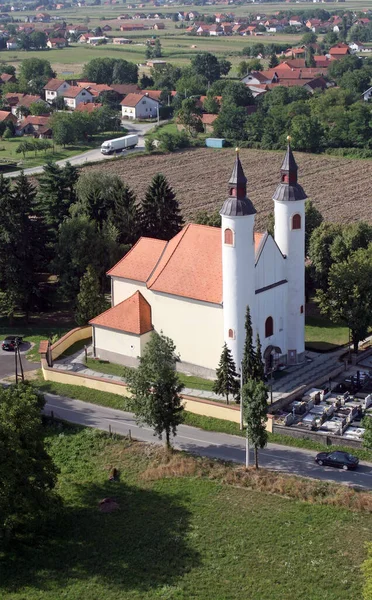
2,336 -> 23,351
315,450 -> 359,471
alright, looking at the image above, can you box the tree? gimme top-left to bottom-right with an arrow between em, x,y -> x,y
363,417 -> 372,451
75,265 -> 108,325
51,115 -> 75,147
19,58 -> 54,91
246,58 -> 263,72
153,38 -> 162,58
193,209 -> 221,227
30,31 -> 47,50
140,173 -> 184,240
203,94 -> 220,114
316,244 -> 372,353
124,332 -> 185,450
213,343 -> 240,404
308,222 -> 342,290
213,105 -> 248,141
82,57 -> 138,85
219,58 -> 231,76
242,379 -> 268,469
111,179 -> 139,246
290,114 -> 324,153
252,333 -> 265,382
301,31 -> 318,45
176,97 -> 203,136
241,305 -> 256,385
37,161 -> 78,233
0,383 -> 59,544
29,101 -> 51,116
269,53 -> 279,68
305,46 -> 316,68
191,52 -> 221,83
304,199 -> 323,255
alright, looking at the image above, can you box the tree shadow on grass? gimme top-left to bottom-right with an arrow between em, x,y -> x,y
0,480 -> 199,596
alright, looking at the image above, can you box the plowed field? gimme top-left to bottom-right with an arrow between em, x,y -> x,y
84,147 -> 372,230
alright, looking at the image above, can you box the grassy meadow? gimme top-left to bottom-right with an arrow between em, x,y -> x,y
1,421 -> 371,600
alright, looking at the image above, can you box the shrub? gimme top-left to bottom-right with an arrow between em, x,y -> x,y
158,131 -> 190,152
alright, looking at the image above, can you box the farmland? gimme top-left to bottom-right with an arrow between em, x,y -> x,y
1,421 -> 372,600
83,147 -> 372,229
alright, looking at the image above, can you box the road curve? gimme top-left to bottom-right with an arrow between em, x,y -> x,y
44,393 -> 372,490
4,120 -> 162,179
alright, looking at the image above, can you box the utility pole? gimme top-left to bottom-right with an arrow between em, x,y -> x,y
157,103 -> 160,125
240,360 -> 243,430
17,342 -> 24,383
245,427 -> 249,469
14,343 -> 18,385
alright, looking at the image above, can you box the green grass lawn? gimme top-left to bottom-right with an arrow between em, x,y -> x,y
305,315 -> 350,352
1,421 -> 371,600
85,357 -> 215,392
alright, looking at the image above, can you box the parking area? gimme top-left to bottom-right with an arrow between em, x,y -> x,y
0,339 -> 39,380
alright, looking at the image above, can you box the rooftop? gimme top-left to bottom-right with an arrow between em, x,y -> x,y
90,290 -> 152,335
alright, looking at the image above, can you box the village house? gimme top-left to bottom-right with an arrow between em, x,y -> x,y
43,78 -> 71,103
328,42 -> 350,59
75,102 -> 102,113
121,92 -> 159,119
6,37 -> 19,50
62,86 -> 94,110
5,93 -> 48,116
47,37 -> 67,49
0,110 -> 17,126
113,37 -> 132,44
0,72 -> 16,84
17,115 -> 51,136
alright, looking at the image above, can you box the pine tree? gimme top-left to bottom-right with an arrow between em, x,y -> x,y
241,305 -> 256,385
37,161 -> 78,234
243,379 -> 268,469
140,173 -> 184,240
268,53 -> 279,68
213,343 -> 240,405
252,333 -> 265,382
75,265 -> 108,326
111,179 -> 139,246
124,332 -> 185,450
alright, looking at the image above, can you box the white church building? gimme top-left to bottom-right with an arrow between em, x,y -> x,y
90,143 -> 307,378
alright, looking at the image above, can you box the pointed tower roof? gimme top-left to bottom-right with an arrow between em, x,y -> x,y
272,137 -> 307,203
220,149 -> 256,217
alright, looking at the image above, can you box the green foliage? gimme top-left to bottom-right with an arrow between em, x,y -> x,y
269,53 -> 279,69
316,244 -> 372,352
202,94 -> 220,115
363,417 -> 372,451
243,379 -> 269,468
191,52 -> 221,84
0,383 -> 59,543
176,97 -> 203,136
362,543 -> 372,600
241,305 -> 256,385
29,101 -> 51,116
37,161 -> 78,233
305,199 -> 323,255
75,265 -> 108,326
19,58 -> 54,94
253,334 -> 265,382
140,173 -> 183,241
193,209 -> 221,228
124,331 -> 185,449
82,57 -> 138,85
158,130 -> 190,152
213,343 -> 239,404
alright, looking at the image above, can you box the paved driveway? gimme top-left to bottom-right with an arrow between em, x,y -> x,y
0,344 -> 39,379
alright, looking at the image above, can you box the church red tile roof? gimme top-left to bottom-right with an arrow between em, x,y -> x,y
108,237 -> 167,282
108,224 -> 263,305
90,290 -> 152,335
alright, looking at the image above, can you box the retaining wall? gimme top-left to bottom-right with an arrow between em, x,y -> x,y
273,424 -> 362,449
50,326 -> 92,361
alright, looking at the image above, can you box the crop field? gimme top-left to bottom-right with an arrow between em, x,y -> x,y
1,422 -> 371,600
84,147 -> 372,229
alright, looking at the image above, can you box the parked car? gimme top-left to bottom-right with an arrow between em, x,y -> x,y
2,335 -> 23,351
315,450 -> 359,471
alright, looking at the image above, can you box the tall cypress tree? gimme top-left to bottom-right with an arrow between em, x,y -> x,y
140,173 -> 183,240
213,343 -> 240,405
241,305 -> 256,385
252,333 -> 265,382
37,161 -> 78,231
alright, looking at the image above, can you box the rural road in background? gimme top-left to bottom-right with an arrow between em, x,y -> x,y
4,120 -> 163,179
44,393 -> 372,490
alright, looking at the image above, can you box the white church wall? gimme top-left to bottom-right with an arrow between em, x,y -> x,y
254,282 -> 288,360
93,325 -> 141,366
112,277 -> 224,371
255,235 -> 286,291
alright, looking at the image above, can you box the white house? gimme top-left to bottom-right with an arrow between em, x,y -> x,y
120,92 -> 159,119
362,86 -> 372,101
62,86 -> 93,109
43,78 -> 71,103
90,145 -> 307,378
6,38 -> 19,49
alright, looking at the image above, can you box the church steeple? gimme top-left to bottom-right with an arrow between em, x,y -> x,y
220,149 -> 256,217
273,138 -> 307,202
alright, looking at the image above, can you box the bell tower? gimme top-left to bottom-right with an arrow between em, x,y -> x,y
273,138 -> 307,363
220,149 -> 256,370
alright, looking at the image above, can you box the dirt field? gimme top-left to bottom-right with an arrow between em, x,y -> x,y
84,147 -> 372,230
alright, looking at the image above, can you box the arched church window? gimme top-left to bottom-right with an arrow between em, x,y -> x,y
228,328 -> 235,339
265,316 -> 274,338
292,214 -> 301,230
224,228 -> 234,246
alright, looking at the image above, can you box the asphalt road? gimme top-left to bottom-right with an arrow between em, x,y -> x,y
4,120 -> 162,178
0,345 -> 38,379
44,393 -> 372,490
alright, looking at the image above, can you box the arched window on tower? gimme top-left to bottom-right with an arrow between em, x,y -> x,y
292,214 -> 301,230
224,228 -> 234,246
265,316 -> 274,338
